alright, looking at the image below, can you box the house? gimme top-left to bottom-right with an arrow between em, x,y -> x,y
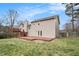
19,15 -> 60,39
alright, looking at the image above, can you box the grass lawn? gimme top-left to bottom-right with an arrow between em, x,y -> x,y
0,38 -> 79,56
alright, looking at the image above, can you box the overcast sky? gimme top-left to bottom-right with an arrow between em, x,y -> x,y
0,3 -> 69,29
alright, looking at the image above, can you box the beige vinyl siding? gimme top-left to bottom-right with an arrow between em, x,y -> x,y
55,19 -> 59,38
28,19 -> 56,38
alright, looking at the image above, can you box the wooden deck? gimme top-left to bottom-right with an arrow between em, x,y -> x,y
20,36 -> 53,41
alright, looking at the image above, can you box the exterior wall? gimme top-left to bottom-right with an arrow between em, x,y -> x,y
28,19 -> 57,38
55,18 -> 59,38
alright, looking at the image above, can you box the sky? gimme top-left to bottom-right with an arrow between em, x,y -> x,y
0,3 -> 69,29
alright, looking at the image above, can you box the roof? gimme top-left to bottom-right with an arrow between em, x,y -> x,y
31,15 -> 60,24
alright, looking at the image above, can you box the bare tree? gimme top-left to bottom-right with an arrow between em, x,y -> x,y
0,17 -> 3,27
0,17 -> 5,30
6,9 -> 18,32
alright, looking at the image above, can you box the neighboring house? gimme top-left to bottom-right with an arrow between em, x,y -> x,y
19,21 -> 28,32
19,15 -> 60,39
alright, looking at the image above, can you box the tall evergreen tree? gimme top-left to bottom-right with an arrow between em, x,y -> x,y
64,3 -> 79,32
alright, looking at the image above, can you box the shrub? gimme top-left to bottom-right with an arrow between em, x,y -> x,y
0,32 -> 17,39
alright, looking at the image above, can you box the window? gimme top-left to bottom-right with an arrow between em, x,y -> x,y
28,25 -> 31,29
22,24 -> 24,27
40,30 -> 42,36
38,30 -> 42,36
38,31 -> 39,36
38,23 -> 40,25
